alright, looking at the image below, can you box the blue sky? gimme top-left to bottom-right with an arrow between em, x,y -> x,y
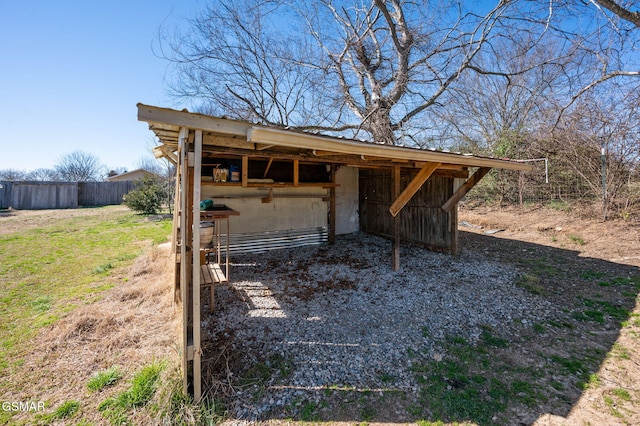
0,1 -> 202,173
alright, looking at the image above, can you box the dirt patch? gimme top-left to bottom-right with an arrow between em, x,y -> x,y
459,204 -> 640,266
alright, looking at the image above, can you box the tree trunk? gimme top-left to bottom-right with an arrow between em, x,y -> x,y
366,106 -> 396,145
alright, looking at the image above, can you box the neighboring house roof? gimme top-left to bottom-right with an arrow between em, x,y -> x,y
106,168 -> 157,182
137,103 -> 532,172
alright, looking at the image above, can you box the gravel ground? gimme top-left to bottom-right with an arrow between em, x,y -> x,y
204,232 -> 561,420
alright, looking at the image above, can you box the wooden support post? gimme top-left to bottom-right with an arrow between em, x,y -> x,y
392,166 -> 401,271
192,130 -> 203,402
241,156 -> 248,187
441,167 -> 491,212
329,165 -> 336,244
389,162 -> 440,217
177,127 -> 189,396
172,141 -> 182,304
293,159 -> 299,187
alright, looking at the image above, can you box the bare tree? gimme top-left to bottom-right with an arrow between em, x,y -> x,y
536,0 -> 640,121
162,0 -> 638,151
137,157 -> 165,176
0,169 -> 27,181
162,0 -> 530,145
26,168 -> 61,181
54,151 -> 105,182
553,84 -> 640,216
592,0 -> 640,28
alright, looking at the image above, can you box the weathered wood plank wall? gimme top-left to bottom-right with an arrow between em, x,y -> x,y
359,169 -> 458,253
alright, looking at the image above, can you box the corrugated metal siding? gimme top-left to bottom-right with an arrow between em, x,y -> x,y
359,169 -> 458,253
207,227 -> 329,255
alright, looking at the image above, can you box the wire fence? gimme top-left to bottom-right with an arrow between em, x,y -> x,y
465,159 -> 640,219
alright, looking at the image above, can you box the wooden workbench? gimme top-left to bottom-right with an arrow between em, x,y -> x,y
199,205 -> 239,311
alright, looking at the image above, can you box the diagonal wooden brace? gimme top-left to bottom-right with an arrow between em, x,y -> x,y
441,167 -> 491,212
389,162 -> 440,217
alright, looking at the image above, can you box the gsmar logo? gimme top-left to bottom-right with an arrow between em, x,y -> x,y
2,401 -> 45,412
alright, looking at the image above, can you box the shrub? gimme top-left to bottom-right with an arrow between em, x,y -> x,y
123,176 -> 167,215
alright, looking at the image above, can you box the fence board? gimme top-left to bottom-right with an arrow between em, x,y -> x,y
0,182 -> 12,209
78,181 -> 136,206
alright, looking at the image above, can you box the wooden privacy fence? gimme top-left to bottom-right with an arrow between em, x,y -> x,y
0,181 -> 136,210
78,181 -> 136,206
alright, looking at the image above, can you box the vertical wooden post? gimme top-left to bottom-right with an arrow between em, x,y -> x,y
329,165 -> 336,244
241,156 -> 248,187
172,146 -> 182,304
392,166 -> 401,271
177,127 -> 189,396
293,159 -> 299,187
192,130 -> 203,402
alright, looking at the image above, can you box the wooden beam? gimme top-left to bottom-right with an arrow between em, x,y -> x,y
255,143 -> 275,150
441,167 -> 491,212
183,143 -> 470,170
312,149 -> 340,156
263,157 -> 273,178
202,134 -> 254,150
293,159 -> 299,187
392,166 -> 401,271
138,104 -> 251,137
154,145 -> 178,164
247,126 -> 533,171
389,162 -> 440,217
164,150 -> 178,165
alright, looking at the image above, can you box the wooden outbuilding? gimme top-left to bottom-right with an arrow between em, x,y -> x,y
137,103 -> 531,400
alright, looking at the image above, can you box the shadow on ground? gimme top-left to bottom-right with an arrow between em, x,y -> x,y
200,231 -> 639,425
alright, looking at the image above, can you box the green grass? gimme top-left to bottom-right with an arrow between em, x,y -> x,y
516,273 -> 544,295
546,200 -> 572,212
0,206 -> 171,385
567,234 -> 585,245
36,400 -> 81,424
612,388 -> 632,401
299,401 -> 320,421
409,332 -> 522,425
573,297 -> 631,324
98,361 -> 165,425
88,366 -> 124,392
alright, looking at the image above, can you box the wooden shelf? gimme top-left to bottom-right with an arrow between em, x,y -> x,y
201,263 -> 226,286
201,180 -> 337,188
